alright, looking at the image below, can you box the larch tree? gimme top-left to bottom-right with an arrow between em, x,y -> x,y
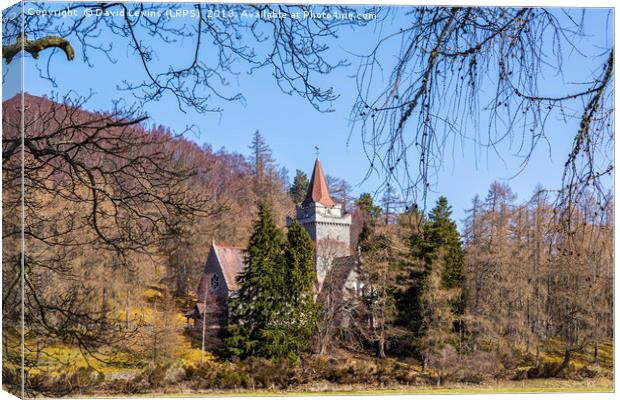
247,131 -> 294,226
461,181 -> 613,371
359,213 -> 420,358
327,175 -> 354,212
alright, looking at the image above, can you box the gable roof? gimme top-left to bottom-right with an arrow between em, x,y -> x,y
304,158 -> 335,206
212,243 -> 245,291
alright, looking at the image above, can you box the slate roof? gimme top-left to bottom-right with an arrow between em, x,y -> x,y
304,158 -> 336,206
213,243 -> 245,291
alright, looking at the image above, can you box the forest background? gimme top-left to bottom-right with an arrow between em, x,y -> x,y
1,2 -> 614,397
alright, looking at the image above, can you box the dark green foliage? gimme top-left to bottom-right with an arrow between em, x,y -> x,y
412,197 -> 465,298
397,196 -> 466,361
289,170 -> 309,204
225,205 -> 316,361
356,193 -> 383,222
284,222 -> 316,307
263,223 -> 316,360
427,197 -> 465,290
225,202 -> 286,359
428,197 -> 466,317
394,210 -> 427,337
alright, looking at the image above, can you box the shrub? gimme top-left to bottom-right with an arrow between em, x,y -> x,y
187,361 -> 222,389
120,364 -> 169,394
428,346 -> 460,385
526,362 -> 564,379
26,367 -> 104,396
241,357 -> 298,389
214,363 -> 249,389
164,364 -> 187,385
458,351 -> 498,384
2,366 -> 20,395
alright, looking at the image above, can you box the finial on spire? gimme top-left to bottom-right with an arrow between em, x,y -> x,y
314,145 -> 319,158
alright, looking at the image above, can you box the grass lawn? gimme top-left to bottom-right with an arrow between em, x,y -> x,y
80,378 -> 612,397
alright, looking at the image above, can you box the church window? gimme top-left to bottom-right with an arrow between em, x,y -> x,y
211,274 -> 220,290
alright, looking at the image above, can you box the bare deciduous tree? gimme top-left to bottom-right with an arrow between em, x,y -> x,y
352,7 -> 613,210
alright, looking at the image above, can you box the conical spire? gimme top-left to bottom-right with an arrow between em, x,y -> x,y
304,158 -> 335,206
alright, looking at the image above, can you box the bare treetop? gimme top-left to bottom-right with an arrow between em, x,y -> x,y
351,7 -> 613,210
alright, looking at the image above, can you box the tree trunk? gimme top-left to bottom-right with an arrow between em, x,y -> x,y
458,321 -> 463,360
593,340 -> 599,367
560,346 -> 571,370
176,262 -> 188,296
377,337 -> 386,358
125,288 -> 131,329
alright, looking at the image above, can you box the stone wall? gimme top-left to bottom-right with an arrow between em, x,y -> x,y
296,202 -> 352,291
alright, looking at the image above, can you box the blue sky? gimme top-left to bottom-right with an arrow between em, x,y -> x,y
4,4 -> 614,227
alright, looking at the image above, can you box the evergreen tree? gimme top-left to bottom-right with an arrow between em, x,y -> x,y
225,205 -> 316,361
393,208 -> 427,343
225,202 -> 286,359
427,197 -> 465,291
289,170 -> 309,204
356,193 -> 383,223
280,222 -> 317,357
408,196 -> 465,368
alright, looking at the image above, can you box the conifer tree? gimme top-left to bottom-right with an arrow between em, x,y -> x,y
279,222 -> 317,357
410,196 -> 465,368
428,197 -> 465,292
225,205 -> 317,361
394,207 -> 427,344
225,202 -> 286,359
289,170 -> 309,204
356,193 -> 383,223
254,222 -> 317,361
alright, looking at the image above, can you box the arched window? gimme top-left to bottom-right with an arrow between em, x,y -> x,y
210,274 -> 220,290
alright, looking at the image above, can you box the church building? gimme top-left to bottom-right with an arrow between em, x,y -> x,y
186,158 -> 358,329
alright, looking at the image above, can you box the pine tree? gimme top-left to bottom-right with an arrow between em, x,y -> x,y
409,196 -> 465,368
289,170 -> 309,204
225,202 -> 286,359
356,193 -> 383,223
428,197 -> 465,291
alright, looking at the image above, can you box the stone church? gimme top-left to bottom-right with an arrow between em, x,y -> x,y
186,158 -> 359,330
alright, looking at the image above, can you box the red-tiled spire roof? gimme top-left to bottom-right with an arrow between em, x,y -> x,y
304,158 -> 335,206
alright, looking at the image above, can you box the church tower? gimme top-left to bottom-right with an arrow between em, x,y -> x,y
296,158 -> 352,290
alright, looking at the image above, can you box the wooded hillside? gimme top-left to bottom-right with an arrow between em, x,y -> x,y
2,94 -> 613,397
